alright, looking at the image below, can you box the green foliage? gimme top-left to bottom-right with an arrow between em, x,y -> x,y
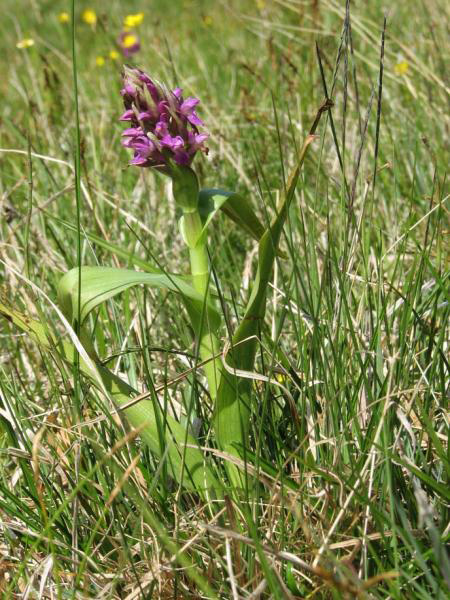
198,188 -> 266,242
0,294 -> 221,497
0,0 -> 448,597
58,265 -> 219,327
214,112 -> 330,475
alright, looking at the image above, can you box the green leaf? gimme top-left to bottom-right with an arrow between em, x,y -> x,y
0,292 -> 221,496
214,101 -> 332,479
57,266 -> 220,330
198,189 -> 265,242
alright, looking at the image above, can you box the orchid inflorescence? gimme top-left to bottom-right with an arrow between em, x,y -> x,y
120,66 -> 209,169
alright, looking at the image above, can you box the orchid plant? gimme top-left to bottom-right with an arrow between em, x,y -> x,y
118,68 -> 220,408
0,66 -> 330,499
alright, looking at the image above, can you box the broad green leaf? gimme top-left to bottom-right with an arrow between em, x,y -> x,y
0,292 -> 221,496
214,100 -> 332,477
198,189 -> 265,242
58,266 -> 220,330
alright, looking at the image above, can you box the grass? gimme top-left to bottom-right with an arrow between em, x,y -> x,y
0,0 -> 449,597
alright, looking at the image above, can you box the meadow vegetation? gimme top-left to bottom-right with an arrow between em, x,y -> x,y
0,0 -> 448,597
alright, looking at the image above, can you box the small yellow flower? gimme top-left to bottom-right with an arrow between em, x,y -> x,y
123,12 -> 144,28
16,38 -> 35,49
95,56 -> 105,67
82,9 -> 97,25
202,15 -> 213,26
256,0 -> 266,9
122,33 -> 138,49
58,12 -> 70,23
109,50 -> 120,60
394,60 -> 409,76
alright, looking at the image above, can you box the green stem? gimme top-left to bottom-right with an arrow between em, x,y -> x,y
184,212 -> 209,295
182,210 -> 221,400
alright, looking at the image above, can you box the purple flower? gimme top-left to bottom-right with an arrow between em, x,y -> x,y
180,97 -> 204,126
118,32 -> 141,58
119,66 -> 209,170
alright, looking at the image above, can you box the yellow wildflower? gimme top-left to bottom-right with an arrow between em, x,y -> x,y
123,13 -> 144,28
256,0 -> 266,9
203,15 -> 213,26
394,60 -> 409,76
16,38 -> 35,49
109,50 -> 120,60
122,33 -> 138,49
82,9 -> 97,25
58,12 -> 70,23
95,56 -> 105,67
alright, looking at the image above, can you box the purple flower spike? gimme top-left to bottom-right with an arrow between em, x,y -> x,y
120,65 -> 208,170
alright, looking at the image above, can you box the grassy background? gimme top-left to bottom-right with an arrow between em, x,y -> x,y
0,0 -> 448,598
